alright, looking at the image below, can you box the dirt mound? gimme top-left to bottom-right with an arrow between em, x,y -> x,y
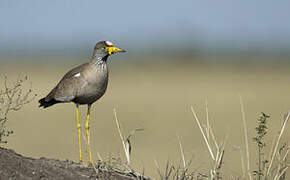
0,147 -> 150,180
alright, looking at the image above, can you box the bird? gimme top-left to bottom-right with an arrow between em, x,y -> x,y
39,41 -> 126,164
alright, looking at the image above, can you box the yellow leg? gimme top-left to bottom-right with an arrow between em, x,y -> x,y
76,104 -> 82,162
85,104 -> 93,165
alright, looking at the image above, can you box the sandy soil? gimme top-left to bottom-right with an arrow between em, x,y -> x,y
0,147 -> 150,180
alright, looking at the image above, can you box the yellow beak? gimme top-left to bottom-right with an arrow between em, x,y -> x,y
107,46 -> 126,55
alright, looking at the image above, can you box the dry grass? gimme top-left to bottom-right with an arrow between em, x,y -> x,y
190,105 -> 225,179
151,103 -> 290,179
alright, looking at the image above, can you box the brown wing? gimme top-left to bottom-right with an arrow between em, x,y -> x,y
44,63 -> 90,102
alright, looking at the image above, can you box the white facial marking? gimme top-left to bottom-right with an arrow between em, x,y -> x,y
74,73 -> 81,77
105,41 -> 114,46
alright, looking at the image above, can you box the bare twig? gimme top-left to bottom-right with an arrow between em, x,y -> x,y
154,158 -> 163,178
266,112 -> 290,176
209,126 -> 219,155
113,108 -> 130,164
205,98 -> 210,140
239,95 -> 252,180
0,75 -> 36,144
275,166 -> 288,180
190,106 -> 215,160
239,147 -> 246,178
177,134 -> 186,168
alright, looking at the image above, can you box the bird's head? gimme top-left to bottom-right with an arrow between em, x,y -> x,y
93,41 -> 126,58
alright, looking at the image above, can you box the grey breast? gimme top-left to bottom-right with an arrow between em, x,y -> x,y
45,61 -> 108,105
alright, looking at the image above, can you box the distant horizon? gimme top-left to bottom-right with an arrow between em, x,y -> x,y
1,0 -> 290,59
1,38 -> 290,58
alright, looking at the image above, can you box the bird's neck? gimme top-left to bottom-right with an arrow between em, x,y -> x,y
91,54 -> 108,68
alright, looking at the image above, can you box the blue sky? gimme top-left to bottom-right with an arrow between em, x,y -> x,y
0,0 -> 290,52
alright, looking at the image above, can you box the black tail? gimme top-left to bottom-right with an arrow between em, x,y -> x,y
39,98 -> 59,108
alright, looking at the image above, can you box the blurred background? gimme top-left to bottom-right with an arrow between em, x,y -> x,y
1,0 -> 290,178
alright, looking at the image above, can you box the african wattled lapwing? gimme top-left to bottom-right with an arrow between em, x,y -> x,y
39,41 -> 126,164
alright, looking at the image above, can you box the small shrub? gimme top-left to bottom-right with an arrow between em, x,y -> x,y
0,75 -> 36,144
253,112 -> 270,179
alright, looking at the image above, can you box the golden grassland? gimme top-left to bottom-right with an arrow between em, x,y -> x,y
1,58 -> 290,178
